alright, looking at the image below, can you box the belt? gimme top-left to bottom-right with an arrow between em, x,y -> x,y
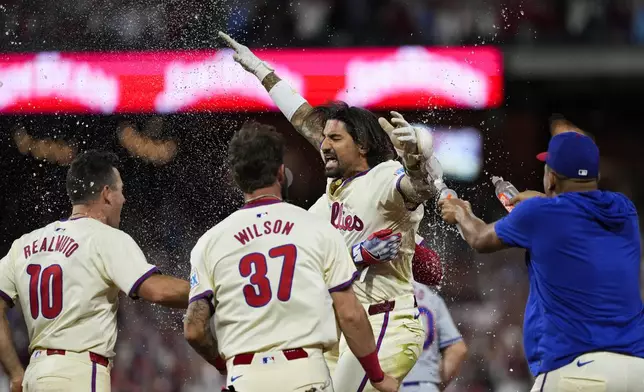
233,348 -> 308,365
368,297 -> 417,316
44,349 -> 110,368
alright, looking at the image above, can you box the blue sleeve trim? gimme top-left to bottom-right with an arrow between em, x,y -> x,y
189,290 -> 215,315
329,271 -> 360,293
128,266 -> 160,298
439,336 -> 463,349
0,289 -> 14,308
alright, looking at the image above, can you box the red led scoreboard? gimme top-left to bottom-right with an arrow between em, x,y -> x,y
0,46 -> 502,114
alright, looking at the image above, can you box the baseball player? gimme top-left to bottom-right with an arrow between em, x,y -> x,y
404,284 -> 467,392
403,236 -> 467,392
439,132 -> 644,391
218,32 -> 442,392
183,122 -> 399,392
0,150 -> 190,392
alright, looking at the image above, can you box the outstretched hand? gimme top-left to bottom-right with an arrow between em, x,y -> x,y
218,31 -> 274,80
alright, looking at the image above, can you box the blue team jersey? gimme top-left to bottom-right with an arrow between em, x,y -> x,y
494,190 -> 644,376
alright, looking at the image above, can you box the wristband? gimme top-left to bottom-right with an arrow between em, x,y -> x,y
268,80 -> 308,121
357,351 -> 384,382
253,61 -> 273,82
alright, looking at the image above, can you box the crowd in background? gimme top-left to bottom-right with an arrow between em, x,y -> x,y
0,0 -> 639,52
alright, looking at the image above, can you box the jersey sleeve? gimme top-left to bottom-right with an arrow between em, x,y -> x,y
324,227 -> 359,292
373,162 -> 419,213
0,245 -> 18,307
434,295 -> 462,349
188,236 -> 215,314
494,197 -> 543,249
98,229 -> 159,298
308,194 -> 330,220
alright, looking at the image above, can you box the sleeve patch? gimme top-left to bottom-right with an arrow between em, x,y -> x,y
190,270 -> 199,289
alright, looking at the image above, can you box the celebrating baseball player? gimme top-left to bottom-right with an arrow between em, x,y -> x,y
0,150 -> 190,392
183,122 -> 399,392
439,131 -> 644,391
219,32 -> 443,392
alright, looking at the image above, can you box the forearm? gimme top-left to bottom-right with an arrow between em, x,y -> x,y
164,282 -> 189,308
439,342 -> 467,387
457,212 -> 487,247
398,175 -> 435,205
0,311 -> 23,380
337,306 -> 377,358
186,324 -> 221,367
184,301 -> 221,367
145,275 -> 190,308
261,72 -> 320,147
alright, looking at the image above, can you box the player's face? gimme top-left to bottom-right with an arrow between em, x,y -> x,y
320,119 -> 367,179
105,168 -> 126,228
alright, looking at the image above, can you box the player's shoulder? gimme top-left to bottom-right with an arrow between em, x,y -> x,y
512,196 -> 551,215
11,220 -> 70,248
83,219 -> 136,243
368,160 -> 403,178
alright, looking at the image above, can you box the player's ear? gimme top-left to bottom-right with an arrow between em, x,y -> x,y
357,143 -> 368,156
101,185 -> 112,205
277,164 -> 286,185
547,171 -> 557,193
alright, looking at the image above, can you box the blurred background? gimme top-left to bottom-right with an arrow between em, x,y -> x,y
1,0 -> 644,391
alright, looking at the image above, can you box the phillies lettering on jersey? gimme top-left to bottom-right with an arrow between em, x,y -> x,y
330,202 -> 364,232
308,160 -> 424,305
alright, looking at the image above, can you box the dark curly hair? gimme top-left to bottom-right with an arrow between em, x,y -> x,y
227,121 -> 285,193
305,101 -> 395,168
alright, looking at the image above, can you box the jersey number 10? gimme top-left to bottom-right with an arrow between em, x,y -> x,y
26,264 -> 63,319
239,244 -> 297,308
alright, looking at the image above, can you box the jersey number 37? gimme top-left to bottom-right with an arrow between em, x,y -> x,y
239,244 -> 297,308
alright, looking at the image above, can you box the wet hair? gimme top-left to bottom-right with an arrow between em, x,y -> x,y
228,121 -> 285,193
305,101 -> 395,168
66,150 -> 119,205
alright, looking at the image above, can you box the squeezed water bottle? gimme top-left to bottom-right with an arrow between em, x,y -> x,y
491,176 -> 520,212
435,180 -> 464,239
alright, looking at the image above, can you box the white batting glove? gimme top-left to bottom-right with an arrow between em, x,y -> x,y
218,31 -> 274,81
379,112 -> 434,167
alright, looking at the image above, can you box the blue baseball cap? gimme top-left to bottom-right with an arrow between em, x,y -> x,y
536,132 -> 599,179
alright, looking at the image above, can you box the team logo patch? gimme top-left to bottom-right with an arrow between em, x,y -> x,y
394,167 -> 405,176
189,271 -> 199,289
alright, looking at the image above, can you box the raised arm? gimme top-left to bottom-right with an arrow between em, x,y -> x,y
218,32 -> 323,148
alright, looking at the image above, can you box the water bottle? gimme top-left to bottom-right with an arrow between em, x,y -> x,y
435,180 -> 464,239
491,176 -> 520,212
